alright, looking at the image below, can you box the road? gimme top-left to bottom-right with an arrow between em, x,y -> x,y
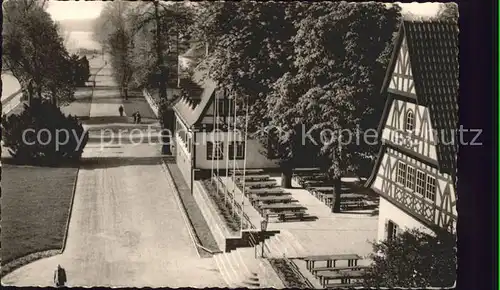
1,59 -> 226,288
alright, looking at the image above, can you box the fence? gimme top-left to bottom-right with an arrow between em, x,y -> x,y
212,174 -> 256,230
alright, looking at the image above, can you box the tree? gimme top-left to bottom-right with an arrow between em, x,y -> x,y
364,229 -> 456,288
2,99 -> 89,165
436,2 -> 459,23
190,2 -> 304,186
2,0 -> 75,106
274,3 -> 400,205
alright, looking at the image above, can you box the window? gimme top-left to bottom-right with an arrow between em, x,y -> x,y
236,141 -> 245,159
387,220 -> 399,240
416,170 -> 426,195
425,175 -> 436,201
406,165 -> 415,190
405,109 -> 414,132
229,141 -> 245,160
217,100 -> 226,116
207,141 -> 223,160
397,162 -> 407,185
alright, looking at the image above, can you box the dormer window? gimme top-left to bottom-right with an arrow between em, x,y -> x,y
405,109 -> 414,132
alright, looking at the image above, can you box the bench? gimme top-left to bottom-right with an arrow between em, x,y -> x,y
325,282 -> 364,289
230,169 -> 264,175
317,270 -> 365,287
243,180 -> 278,188
264,209 -> 307,221
234,174 -> 271,182
311,265 -> 369,276
340,200 -> 366,209
247,188 -> 284,195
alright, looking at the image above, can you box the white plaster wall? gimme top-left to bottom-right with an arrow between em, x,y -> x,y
377,197 -> 433,241
382,100 -> 438,161
194,131 -> 278,169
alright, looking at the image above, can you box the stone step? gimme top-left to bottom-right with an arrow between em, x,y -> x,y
223,252 -> 242,284
274,234 -> 299,257
280,230 -> 308,257
214,253 -> 237,288
228,251 -> 247,282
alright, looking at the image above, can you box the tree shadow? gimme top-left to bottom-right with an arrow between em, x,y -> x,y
79,156 -> 163,169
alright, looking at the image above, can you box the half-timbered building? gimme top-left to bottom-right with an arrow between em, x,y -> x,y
365,20 -> 459,241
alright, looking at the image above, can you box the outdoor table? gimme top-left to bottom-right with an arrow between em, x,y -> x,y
303,254 -> 361,271
253,196 -> 295,205
260,203 -> 306,216
260,203 -> 306,212
235,174 -> 270,181
246,187 -> 284,194
244,180 -> 277,188
249,193 -> 291,200
230,169 -> 264,175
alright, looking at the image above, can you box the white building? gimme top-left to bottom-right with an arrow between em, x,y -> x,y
173,66 -> 279,190
365,20 -> 458,240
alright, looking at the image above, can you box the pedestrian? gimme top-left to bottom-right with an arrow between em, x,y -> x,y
132,111 -> 137,123
136,112 -> 142,124
54,264 -> 67,287
118,105 -> 124,117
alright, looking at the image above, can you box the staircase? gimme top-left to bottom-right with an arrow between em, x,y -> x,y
263,230 -> 308,259
214,247 -> 261,288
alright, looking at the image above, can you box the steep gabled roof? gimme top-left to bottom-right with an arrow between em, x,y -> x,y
372,20 -> 459,182
173,65 -> 217,127
404,20 -> 459,178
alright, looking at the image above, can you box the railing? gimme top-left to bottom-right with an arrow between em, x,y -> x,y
196,242 -> 222,255
285,257 -> 315,289
212,174 -> 256,230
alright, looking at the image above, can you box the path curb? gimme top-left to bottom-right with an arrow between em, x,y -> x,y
60,167 -> 80,253
160,160 -> 202,258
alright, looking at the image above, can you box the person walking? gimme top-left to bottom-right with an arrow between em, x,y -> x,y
132,111 -> 137,124
136,112 -> 142,124
54,264 -> 67,287
118,105 -> 124,117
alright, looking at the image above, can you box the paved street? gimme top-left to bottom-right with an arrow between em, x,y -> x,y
2,59 -> 226,288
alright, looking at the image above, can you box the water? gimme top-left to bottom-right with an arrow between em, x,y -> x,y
1,73 -> 21,101
63,31 -> 101,53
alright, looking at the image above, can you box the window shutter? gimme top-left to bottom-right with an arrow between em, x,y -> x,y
384,219 -> 389,240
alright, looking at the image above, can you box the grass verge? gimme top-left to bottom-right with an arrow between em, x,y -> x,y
163,160 -> 221,257
1,164 -> 78,265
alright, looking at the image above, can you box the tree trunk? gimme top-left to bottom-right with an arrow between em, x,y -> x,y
332,177 -> 342,213
154,1 -> 168,101
51,89 -> 57,106
281,168 -> 293,189
162,108 -> 173,155
27,80 -> 34,107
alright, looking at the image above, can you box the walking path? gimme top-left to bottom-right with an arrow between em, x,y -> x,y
2,60 -> 226,288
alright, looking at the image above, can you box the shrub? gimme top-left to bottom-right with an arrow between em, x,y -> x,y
70,54 -> 91,87
364,228 -> 456,288
1,99 -> 89,165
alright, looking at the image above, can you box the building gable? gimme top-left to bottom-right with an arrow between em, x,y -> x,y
387,36 -> 416,97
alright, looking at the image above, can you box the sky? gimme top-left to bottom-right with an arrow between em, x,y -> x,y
46,1 -> 443,21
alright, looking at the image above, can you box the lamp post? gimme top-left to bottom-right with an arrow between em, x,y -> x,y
260,216 -> 268,258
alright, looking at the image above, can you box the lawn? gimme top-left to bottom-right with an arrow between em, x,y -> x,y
1,164 -> 79,264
